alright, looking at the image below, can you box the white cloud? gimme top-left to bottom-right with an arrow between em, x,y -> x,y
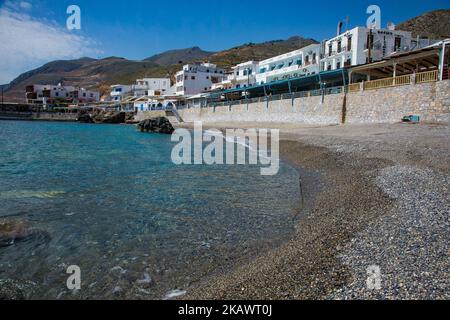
0,6 -> 102,84
19,2 -> 33,10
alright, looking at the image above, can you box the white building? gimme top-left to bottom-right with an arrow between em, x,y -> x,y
133,78 -> 171,97
175,62 -> 225,96
320,25 -> 431,72
25,84 -> 99,104
255,44 -> 321,85
216,61 -> 259,90
110,84 -> 133,103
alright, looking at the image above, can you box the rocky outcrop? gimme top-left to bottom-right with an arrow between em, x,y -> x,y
0,220 -> 32,247
92,111 -> 126,124
77,113 -> 94,123
77,110 -> 134,124
0,219 -> 51,248
138,117 -> 175,134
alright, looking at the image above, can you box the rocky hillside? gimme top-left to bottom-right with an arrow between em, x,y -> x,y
143,47 -> 213,66
396,9 -> 450,39
2,36 -> 317,102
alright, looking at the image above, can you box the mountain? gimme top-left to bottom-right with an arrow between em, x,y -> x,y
206,36 -> 318,69
2,36 -> 317,102
143,47 -> 214,66
396,9 -> 450,39
2,57 -> 162,100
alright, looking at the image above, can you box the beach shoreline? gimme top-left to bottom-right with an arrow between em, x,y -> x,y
175,122 -> 450,300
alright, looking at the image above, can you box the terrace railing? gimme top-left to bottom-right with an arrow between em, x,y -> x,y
416,70 -> 439,84
204,70 -> 441,110
361,70 -> 439,91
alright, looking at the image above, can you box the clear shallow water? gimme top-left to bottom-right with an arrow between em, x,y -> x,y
0,121 -> 300,299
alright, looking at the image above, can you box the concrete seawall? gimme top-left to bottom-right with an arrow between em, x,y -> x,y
0,112 -> 78,122
170,79 -> 450,125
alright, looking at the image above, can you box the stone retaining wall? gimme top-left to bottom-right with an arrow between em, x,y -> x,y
137,80 -> 450,125
346,80 -> 450,124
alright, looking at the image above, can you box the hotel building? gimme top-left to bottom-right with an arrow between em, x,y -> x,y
175,62 -> 225,96
256,44 -> 321,85
320,25 -> 434,72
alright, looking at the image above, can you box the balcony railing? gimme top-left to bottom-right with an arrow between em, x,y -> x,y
416,70 -> 439,83
348,70 -> 439,92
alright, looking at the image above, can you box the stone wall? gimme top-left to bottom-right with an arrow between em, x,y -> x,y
178,93 -> 344,125
135,80 -> 450,125
134,111 -> 167,122
345,80 -> 450,124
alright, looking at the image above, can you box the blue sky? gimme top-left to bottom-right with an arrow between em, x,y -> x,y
0,0 -> 448,83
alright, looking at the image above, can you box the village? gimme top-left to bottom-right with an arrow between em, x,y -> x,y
22,20 -> 449,120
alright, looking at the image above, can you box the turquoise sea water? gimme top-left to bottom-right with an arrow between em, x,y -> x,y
0,121 -> 300,299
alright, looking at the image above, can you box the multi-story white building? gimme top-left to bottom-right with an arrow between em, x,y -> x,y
256,44 -> 321,85
133,78 -> 171,97
175,62 -> 225,96
110,84 -> 133,103
25,84 -> 99,104
221,61 -> 259,89
320,26 -> 425,71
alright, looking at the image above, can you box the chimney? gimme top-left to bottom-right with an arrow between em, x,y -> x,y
337,21 -> 343,36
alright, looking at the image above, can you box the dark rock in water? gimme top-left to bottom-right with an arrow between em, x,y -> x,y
138,117 -> 175,134
77,110 -> 132,124
77,113 -> 94,123
93,111 -> 126,124
0,279 -> 36,300
0,220 -> 51,248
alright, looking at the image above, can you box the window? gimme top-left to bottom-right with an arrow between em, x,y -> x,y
296,59 -> 302,65
337,40 -> 342,53
260,67 -> 267,73
394,37 -> 401,51
336,61 -> 341,69
327,64 -> 332,71
345,58 -> 352,67
305,56 -> 310,64
312,53 -> 316,63
366,33 -> 374,49
83,93 -> 86,97
347,36 -> 352,51
328,44 -> 333,55
191,76 -> 196,80
55,92 -> 59,97
206,76 -> 209,79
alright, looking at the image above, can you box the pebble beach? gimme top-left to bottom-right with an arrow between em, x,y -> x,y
178,122 -> 450,300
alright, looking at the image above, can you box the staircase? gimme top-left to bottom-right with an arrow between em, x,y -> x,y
165,106 -> 184,124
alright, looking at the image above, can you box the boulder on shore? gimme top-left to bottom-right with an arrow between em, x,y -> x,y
138,117 -> 175,134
